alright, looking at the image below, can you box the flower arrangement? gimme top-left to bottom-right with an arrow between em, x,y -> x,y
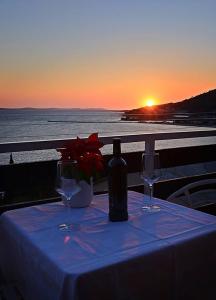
57,133 -> 104,183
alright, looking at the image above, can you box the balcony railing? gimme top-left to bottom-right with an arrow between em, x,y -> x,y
1,129 -> 216,153
1,129 -> 216,173
1,129 -> 216,213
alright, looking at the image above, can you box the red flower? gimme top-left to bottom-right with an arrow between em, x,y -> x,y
57,133 -> 104,181
78,152 -> 104,176
85,133 -> 103,154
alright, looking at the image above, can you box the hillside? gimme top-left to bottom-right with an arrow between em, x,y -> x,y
126,89 -> 216,115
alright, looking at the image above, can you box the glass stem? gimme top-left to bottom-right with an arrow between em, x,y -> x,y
149,184 -> 153,204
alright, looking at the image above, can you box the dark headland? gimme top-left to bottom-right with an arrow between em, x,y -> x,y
122,89 -> 216,126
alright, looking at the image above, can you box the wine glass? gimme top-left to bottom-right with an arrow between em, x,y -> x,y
140,152 -> 161,212
56,160 -> 82,231
56,160 -> 81,206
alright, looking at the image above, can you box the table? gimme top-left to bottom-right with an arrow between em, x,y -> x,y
1,191 -> 216,300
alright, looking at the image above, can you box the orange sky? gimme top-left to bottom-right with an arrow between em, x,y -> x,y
0,66 -> 214,109
0,1 -> 215,109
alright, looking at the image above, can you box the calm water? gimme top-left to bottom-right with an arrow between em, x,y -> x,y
0,108 -> 215,165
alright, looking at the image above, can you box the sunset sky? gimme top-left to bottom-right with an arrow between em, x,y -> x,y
0,0 -> 215,109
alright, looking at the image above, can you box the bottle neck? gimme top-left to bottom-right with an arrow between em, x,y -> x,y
113,138 -> 121,156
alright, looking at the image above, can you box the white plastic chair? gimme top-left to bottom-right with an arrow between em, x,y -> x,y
167,178 -> 216,208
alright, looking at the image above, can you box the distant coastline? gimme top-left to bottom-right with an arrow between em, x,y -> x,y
0,107 -> 107,110
0,107 -> 125,113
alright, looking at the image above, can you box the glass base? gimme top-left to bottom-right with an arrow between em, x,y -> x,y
142,204 -> 160,212
58,223 -> 80,231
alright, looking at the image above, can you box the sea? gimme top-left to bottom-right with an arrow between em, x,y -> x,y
0,108 -> 215,165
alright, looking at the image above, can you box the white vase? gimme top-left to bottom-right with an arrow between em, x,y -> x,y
62,178 -> 93,208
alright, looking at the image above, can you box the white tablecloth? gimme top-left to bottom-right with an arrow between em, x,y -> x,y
1,191 -> 216,300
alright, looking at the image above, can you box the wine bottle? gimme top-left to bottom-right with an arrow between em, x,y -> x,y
108,138 -> 128,221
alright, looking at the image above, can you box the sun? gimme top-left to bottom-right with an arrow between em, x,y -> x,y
146,99 -> 154,107
143,98 -> 156,107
